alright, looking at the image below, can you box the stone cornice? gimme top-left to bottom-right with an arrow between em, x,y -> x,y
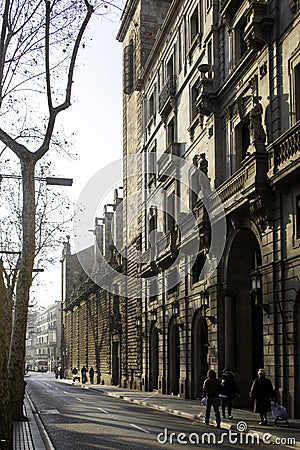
116,0 -> 139,42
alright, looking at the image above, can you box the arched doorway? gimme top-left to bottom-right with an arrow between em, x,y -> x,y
191,313 -> 208,399
149,325 -> 159,391
168,318 -> 180,395
112,339 -> 120,386
294,291 -> 300,418
225,227 -> 264,406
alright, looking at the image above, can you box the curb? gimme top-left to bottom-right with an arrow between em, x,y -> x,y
102,390 -> 300,450
25,392 -> 55,450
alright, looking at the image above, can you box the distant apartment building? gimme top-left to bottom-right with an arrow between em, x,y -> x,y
26,301 -> 62,372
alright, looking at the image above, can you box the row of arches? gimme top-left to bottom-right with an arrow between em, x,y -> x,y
146,227 -> 266,403
109,226 -> 299,416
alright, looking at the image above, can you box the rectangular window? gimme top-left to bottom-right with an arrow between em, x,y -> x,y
167,118 -> 176,146
295,63 -> 300,122
191,171 -> 199,209
192,252 -> 205,284
238,18 -> 248,60
148,147 -> 157,176
149,93 -> 155,118
235,118 -> 250,167
178,25 -> 183,73
147,146 -> 157,189
190,5 -> 199,44
207,40 -> 212,78
166,192 -> 176,232
149,279 -> 158,302
168,269 -> 178,295
166,55 -> 174,79
191,82 -> 199,122
241,120 -> 250,159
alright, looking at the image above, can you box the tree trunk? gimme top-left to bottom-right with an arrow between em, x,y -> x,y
9,155 -> 36,420
0,260 -> 13,449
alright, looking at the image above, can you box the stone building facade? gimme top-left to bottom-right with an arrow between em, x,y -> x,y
26,302 -> 61,372
61,190 -> 124,385
116,0 -> 300,418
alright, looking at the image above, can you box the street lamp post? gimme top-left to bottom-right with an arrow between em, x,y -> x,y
251,269 -> 269,314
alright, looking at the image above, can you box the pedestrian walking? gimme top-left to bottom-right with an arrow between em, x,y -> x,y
202,369 -> 221,428
72,367 -> 80,384
249,368 -> 275,425
89,366 -> 94,384
219,368 -> 240,419
81,365 -> 88,386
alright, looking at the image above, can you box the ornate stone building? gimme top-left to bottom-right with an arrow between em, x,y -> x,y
116,0 -> 300,418
61,190 -> 124,385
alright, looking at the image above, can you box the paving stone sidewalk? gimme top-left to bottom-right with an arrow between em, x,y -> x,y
12,392 -> 46,450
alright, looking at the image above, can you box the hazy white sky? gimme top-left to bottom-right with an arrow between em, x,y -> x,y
31,12 -> 123,307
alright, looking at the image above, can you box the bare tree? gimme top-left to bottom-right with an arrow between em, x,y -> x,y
0,260 -> 13,449
0,161 -> 73,336
0,0 -> 122,432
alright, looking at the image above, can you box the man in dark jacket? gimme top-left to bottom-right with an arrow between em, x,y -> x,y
81,366 -> 88,386
249,368 -> 275,424
220,368 -> 240,419
202,369 -> 221,428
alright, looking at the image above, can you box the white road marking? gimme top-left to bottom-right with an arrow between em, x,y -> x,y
97,407 -> 109,414
130,423 -> 150,433
76,398 -> 83,402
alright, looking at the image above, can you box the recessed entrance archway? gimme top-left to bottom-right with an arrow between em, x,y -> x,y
112,340 -> 120,386
149,325 -> 159,391
294,290 -> 300,418
191,313 -> 208,399
168,318 -> 180,395
224,227 -> 264,406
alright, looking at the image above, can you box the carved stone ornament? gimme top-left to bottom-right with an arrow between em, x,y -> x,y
249,96 -> 266,145
249,193 -> 272,232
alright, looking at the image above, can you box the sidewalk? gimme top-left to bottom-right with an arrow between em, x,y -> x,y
12,391 -> 47,450
83,382 -> 300,449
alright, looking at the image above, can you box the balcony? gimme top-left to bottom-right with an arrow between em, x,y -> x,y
193,64 -> 216,118
158,75 -> 177,122
268,121 -> 300,185
213,151 -> 271,230
157,143 -> 181,181
243,1 -> 274,50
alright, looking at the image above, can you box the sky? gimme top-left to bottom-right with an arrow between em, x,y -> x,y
30,11 -> 123,307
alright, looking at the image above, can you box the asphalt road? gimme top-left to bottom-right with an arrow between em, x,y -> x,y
26,373 -> 292,449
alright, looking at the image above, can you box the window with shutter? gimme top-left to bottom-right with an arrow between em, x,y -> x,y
123,41 -> 134,94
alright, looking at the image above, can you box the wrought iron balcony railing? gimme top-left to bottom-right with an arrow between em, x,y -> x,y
158,75 -> 177,112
